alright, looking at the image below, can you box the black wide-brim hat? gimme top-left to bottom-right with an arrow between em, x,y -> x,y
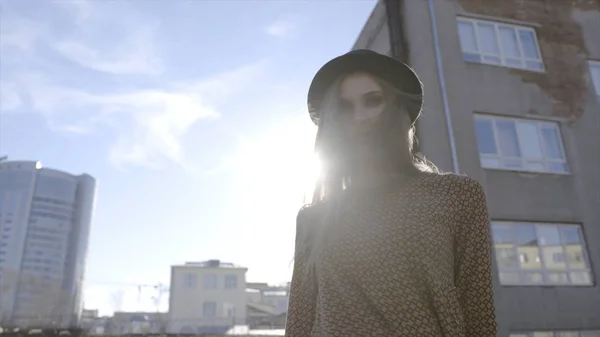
307,49 -> 423,125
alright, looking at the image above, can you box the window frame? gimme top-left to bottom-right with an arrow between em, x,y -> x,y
589,60 -> 600,103
474,114 -> 569,174
203,274 -> 217,289
492,221 -> 594,287
202,301 -> 217,318
183,273 -> 197,288
457,17 -> 544,72
224,275 -> 237,289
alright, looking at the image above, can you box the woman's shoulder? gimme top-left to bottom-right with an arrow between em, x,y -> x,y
421,171 -> 485,198
296,202 -> 325,233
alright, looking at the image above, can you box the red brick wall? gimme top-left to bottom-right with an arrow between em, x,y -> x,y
456,0 -> 600,122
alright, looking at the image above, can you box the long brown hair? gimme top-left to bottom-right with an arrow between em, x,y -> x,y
301,72 -> 439,278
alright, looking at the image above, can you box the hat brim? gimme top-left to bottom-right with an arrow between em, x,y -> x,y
307,51 -> 423,125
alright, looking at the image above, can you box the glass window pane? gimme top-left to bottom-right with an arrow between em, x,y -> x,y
481,157 -> 501,168
542,247 -> 566,269
522,271 -> 543,284
496,120 -> 521,157
565,245 -> 588,269
525,161 -> 545,171
541,126 -> 564,160
537,225 -> 561,245
477,23 -> 500,55
482,55 -> 502,65
517,122 -> 544,159
561,227 -> 582,244
548,162 -> 568,173
458,20 -> 479,52
548,272 -> 569,284
492,223 -> 513,243
582,331 -> 600,337
570,271 -> 593,285
557,332 -> 582,337
525,61 -> 544,71
499,26 -> 521,58
519,29 -> 540,59
464,52 -> 482,63
519,248 -> 542,269
504,158 -> 523,169
533,332 -> 554,337
506,59 -> 524,68
495,246 -> 519,268
475,118 -> 497,154
515,224 -> 537,245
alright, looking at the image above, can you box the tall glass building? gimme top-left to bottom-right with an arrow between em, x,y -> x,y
0,159 -> 96,328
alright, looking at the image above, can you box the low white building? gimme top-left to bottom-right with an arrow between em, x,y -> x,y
246,283 -> 289,329
246,283 -> 289,315
168,260 -> 247,334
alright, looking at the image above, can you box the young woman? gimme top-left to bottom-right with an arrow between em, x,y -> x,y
285,50 -> 497,336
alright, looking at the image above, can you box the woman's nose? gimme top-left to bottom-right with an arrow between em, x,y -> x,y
354,108 -> 371,121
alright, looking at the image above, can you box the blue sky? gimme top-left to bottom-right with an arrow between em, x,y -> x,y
0,0 -> 376,314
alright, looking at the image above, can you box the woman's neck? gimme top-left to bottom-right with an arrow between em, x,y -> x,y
350,162 -> 418,190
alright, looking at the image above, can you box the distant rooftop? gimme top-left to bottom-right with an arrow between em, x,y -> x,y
226,325 -> 285,336
262,290 -> 288,297
176,259 -> 246,269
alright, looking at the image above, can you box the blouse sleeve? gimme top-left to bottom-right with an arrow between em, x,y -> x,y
455,178 -> 498,336
284,208 -> 317,337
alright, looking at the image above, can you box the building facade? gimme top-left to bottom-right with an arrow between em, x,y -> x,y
246,283 -> 289,316
246,283 -> 289,329
354,1 -> 600,336
168,260 -> 247,334
0,159 -> 97,328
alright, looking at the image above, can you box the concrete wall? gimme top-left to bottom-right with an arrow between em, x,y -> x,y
354,0 -> 600,335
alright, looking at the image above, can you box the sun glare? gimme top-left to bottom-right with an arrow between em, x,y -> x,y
237,114 -> 319,209
302,153 -> 321,201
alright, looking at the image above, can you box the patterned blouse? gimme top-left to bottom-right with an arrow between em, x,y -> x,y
285,173 -> 497,336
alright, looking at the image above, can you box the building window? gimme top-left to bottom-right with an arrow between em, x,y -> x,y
510,331 -> 600,337
474,115 -> 568,174
204,274 -> 217,289
223,303 -> 236,318
224,275 -> 237,289
202,301 -> 216,317
589,61 -> 600,102
492,221 -> 593,286
184,273 -> 196,288
457,17 -> 543,71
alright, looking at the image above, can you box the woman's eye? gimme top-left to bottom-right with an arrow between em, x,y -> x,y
364,95 -> 384,108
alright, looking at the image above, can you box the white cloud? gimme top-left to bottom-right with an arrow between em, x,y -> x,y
0,1 -> 269,169
52,28 -> 164,76
50,1 -> 164,76
55,0 -> 93,26
14,62 -> 265,169
265,19 -> 295,38
0,15 -> 45,53
0,82 -> 23,111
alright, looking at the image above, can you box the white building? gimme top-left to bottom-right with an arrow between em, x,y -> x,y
246,283 -> 289,315
168,260 -> 247,334
245,283 -> 288,329
0,159 -> 96,328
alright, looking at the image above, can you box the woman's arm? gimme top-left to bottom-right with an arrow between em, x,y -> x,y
284,209 -> 317,337
455,178 -> 498,336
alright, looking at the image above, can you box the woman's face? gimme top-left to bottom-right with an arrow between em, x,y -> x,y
337,72 -> 388,145
339,72 -> 386,122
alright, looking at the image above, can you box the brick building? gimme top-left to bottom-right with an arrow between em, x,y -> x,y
354,1 -> 600,336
